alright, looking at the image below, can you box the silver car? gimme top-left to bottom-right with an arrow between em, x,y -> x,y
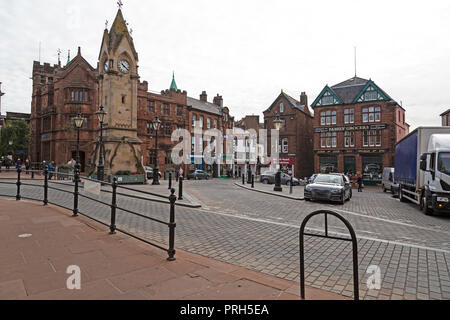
304,173 -> 352,204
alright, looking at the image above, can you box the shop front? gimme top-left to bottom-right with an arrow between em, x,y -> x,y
318,155 -> 338,173
361,153 -> 383,185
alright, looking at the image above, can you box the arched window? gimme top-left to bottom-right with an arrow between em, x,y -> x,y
280,102 -> 284,113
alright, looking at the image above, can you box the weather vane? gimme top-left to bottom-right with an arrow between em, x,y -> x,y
117,0 -> 123,9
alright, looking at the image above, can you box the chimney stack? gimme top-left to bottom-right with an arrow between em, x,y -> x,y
200,91 -> 207,102
213,94 -> 223,107
300,92 -> 308,106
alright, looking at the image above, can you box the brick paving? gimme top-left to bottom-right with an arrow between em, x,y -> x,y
0,176 -> 449,300
0,198 -> 344,300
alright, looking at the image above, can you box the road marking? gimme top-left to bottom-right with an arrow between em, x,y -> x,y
194,207 -> 450,254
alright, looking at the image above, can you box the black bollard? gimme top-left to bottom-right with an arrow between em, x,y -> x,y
168,173 -> 172,190
167,188 -> 177,261
242,173 -> 245,185
251,174 -> 255,188
43,165 -> 48,206
110,177 -> 117,234
178,177 -> 183,200
16,168 -> 22,201
290,175 -> 293,194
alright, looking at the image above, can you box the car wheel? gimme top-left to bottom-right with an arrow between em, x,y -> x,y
262,179 -> 268,184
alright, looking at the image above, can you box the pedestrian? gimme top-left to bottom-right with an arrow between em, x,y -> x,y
16,158 -> 22,170
48,161 -> 54,180
178,166 -> 184,179
357,174 -> 363,192
25,158 -> 30,174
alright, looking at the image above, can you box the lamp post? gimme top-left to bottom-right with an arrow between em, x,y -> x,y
73,113 -> 84,178
152,116 -> 161,185
95,105 -> 106,181
273,114 -> 283,192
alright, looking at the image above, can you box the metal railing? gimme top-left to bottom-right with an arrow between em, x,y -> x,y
0,167 -> 178,261
299,209 -> 359,300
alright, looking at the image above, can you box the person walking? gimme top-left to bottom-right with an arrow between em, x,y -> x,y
48,161 -> 54,180
16,158 -> 22,170
357,174 -> 363,192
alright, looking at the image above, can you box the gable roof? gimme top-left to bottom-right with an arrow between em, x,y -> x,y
312,76 -> 395,108
263,91 -> 310,116
187,97 -> 223,116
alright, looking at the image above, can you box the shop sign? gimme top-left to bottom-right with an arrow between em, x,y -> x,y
358,149 -> 386,154
314,123 -> 388,133
272,157 -> 295,165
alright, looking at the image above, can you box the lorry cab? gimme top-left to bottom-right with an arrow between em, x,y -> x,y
382,167 -> 397,194
419,134 -> 450,214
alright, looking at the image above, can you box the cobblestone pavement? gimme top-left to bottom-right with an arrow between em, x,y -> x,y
0,177 -> 449,300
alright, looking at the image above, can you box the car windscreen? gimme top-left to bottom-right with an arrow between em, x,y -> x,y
314,175 -> 343,185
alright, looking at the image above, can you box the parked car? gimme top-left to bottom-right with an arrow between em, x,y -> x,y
144,166 -> 161,179
381,167 -> 398,194
304,173 -> 352,204
308,174 -> 318,184
259,171 -> 299,185
187,169 -> 211,180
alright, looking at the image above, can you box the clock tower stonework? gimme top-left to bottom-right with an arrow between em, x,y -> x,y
95,9 -> 143,177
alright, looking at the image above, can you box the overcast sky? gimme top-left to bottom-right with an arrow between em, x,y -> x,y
1,0 -> 449,130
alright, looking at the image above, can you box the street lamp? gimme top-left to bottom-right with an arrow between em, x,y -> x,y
73,113 -> 84,175
273,114 -> 283,192
95,105 -> 107,181
152,116 -> 161,185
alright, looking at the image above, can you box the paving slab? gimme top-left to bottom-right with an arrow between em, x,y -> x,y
0,198 -> 345,300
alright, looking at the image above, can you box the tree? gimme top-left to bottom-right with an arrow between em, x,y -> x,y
0,120 -> 30,159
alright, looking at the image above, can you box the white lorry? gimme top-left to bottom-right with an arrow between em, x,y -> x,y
395,127 -> 450,215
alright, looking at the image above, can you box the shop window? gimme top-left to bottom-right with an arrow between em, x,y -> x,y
344,109 -> 354,124
362,155 -> 383,180
363,107 -> 381,122
344,131 -> 355,147
319,156 -> 338,173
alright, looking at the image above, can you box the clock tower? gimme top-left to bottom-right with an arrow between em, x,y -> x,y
96,9 -> 143,177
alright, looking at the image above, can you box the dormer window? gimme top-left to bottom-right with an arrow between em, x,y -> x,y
322,95 -> 334,105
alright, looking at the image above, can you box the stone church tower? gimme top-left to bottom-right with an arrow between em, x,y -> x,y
95,9 -> 143,176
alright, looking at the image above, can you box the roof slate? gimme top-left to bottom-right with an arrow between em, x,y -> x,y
187,97 -> 223,116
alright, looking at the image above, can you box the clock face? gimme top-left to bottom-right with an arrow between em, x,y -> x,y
118,60 -> 130,73
104,60 -> 109,72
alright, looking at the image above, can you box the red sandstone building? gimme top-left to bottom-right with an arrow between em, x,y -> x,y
311,76 -> 409,182
263,91 -> 314,178
29,9 -> 234,177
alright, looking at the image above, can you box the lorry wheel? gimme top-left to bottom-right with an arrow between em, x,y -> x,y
421,194 -> 434,216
